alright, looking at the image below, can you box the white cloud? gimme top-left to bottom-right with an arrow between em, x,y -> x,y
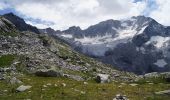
149,0 -> 170,26
0,2 -> 9,10
26,21 -> 50,29
0,0 -> 147,30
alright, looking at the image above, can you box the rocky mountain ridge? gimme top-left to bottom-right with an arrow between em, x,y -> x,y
56,16 -> 170,74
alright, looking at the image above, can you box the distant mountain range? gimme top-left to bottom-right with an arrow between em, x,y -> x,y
2,13 -> 170,74
57,16 -> 170,74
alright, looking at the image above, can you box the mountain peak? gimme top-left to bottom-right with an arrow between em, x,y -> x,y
131,15 -> 154,23
3,12 -> 15,16
68,26 -> 81,30
62,26 -> 82,35
2,13 -> 40,34
3,13 -> 23,21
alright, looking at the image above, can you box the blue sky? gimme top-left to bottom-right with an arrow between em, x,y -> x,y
0,0 -> 169,30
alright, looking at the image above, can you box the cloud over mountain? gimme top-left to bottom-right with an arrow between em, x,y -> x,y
0,0 -> 146,30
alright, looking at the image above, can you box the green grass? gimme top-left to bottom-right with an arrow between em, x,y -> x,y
0,54 -> 16,68
0,75 -> 170,100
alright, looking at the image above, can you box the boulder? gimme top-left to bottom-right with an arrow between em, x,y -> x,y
113,94 -> 129,100
35,69 -> 62,77
16,85 -> 32,92
62,83 -> 66,87
96,74 -> 110,83
10,77 -> 22,84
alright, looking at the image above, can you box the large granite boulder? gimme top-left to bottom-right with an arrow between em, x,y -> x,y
16,85 -> 32,92
96,74 -> 110,83
35,69 -> 62,77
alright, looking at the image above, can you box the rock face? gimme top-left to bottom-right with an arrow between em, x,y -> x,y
0,16 -> 16,32
96,74 -> 110,83
57,16 -> 170,74
39,27 -> 58,35
3,13 -> 40,34
16,85 -> 32,92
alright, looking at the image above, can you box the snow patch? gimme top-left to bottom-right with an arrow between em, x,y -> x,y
81,44 -> 109,56
154,59 -> 167,68
74,34 -> 112,45
137,26 -> 147,35
121,22 -> 128,27
145,36 -> 170,48
61,34 -> 73,38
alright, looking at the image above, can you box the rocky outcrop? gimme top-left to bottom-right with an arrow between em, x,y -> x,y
0,17 -> 16,33
35,69 -> 62,77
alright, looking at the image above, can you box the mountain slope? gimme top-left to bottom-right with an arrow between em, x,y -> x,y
58,16 -> 170,74
2,13 -> 40,34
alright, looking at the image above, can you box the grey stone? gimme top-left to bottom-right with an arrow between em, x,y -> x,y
16,85 -> 32,92
10,77 -> 22,84
129,83 -> 138,86
0,73 -> 4,80
96,74 -> 110,83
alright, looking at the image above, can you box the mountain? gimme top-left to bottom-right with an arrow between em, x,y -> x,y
0,15 -> 136,83
58,16 -> 170,74
2,13 -> 40,34
0,14 -> 170,100
39,27 -> 57,35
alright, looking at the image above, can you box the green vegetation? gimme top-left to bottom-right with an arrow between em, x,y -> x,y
0,54 -> 16,67
0,75 -> 170,100
0,31 -> 19,37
